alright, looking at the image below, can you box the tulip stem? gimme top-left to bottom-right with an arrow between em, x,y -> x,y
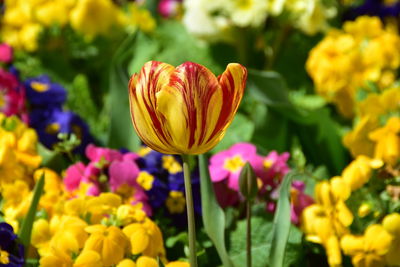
246,200 -> 252,267
182,154 -> 198,267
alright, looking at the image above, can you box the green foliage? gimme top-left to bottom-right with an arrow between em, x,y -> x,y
244,69 -> 348,174
228,216 -> 302,267
269,172 -> 295,267
107,34 -> 141,151
19,174 -> 45,254
128,21 -> 222,74
199,154 -> 234,267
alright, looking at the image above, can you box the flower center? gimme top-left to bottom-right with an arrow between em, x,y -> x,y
166,191 -> 186,214
45,123 -> 60,135
0,90 -> 6,110
263,159 -> 273,169
30,81 -> 49,92
0,249 -> 9,264
224,155 -> 246,173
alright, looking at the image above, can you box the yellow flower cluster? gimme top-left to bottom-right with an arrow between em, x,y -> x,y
29,192 -> 187,267
1,0 -> 156,51
0,114 -> 41,190
301,156 -> 383,266
306,16 -> 400,118
344,87 -> 400,167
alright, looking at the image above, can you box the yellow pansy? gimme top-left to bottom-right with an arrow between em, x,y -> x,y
128,61 -> 247,154
341,224 -> 393,267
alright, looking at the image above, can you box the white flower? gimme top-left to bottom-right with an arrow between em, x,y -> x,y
227,0 -> 269,28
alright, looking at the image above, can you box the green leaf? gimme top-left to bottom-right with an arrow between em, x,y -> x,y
107,34 -> 141,151
19,174 -> 45,252
199,154 -> 233,267
211,114 -> 255,153
269,172 -> 294,267
229,217 -> 273,267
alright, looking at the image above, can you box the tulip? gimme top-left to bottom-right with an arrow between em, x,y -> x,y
128,61 -> 247,155
128,61 -> 247,267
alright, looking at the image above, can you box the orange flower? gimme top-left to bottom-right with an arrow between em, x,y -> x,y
128,61 -> 247,155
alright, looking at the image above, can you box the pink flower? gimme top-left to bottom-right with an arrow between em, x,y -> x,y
0,69 -> 26,118
158,0 -> 181,18
85,144 -> 123,165
0,44 -> 13,63
209,143 -> 263,191
64,162 -> 86,191
261,151 -> 290,185
290,181 -> 314,225
108,158 -> 140,192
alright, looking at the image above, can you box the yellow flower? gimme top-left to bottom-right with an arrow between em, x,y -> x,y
0,250 -> 9,264
123,218 -> 165,258
116,204 -> 147,226
343,116 -> 379,158
341,156 -> 382,191
369,116 -> 400,167
64,193 -> 122,224
166,261 -> 190,267
83,225 -> 129,266
74,250 -> 103,267
341,224 -> 393,267
306,16 -> 400,118
382,213 -> 400,265
137,171 -> 155,190
128,61 -> 247,155
34,0 -> 73,27
136,256 -> 158,267
124,3 -> 156,33
357,203 -> 372,218
162,156 -> 182,174
70,0 -> 124,38
117,259 -> 137,267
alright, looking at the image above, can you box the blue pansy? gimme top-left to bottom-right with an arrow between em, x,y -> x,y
24,75 -> 66,108
0,223 -> 24,267
29,109 -> 92,153
345,0 -> 400,19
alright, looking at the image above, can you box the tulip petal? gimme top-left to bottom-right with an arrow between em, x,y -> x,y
129,61 -> 176,153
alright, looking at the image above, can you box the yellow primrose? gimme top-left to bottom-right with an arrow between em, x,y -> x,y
306,16 -> 400,118
83,225 -> 129,266
34,0 -> 73,27
382,213 -> 400,265
341,224 -> 393,267
128,61 -> 247,155
369,116 -> 400,167
123,218 -> 166,258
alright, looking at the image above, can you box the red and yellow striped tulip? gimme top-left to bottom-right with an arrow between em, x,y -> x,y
128,61 -> 247,155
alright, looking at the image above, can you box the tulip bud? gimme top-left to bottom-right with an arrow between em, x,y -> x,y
239,162 -> 258,201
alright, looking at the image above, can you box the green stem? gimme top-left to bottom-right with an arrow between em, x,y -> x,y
182,155 -> 198,267
246,201 -> 252,267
